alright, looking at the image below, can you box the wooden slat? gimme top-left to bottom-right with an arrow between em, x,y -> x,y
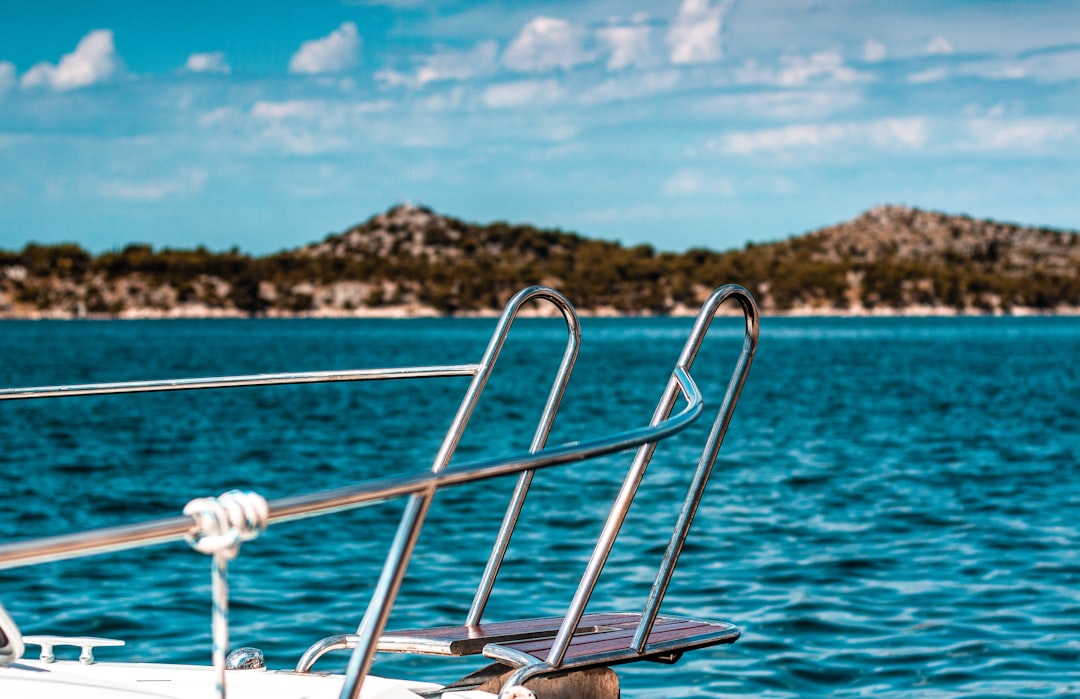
377,612 -> 637,656
487,615 -> 739,664
506,617 -> 703,656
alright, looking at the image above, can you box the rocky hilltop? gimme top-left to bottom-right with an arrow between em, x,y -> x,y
1,204 -> 1078,318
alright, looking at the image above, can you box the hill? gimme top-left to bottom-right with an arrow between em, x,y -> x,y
1,204 -> 1078,318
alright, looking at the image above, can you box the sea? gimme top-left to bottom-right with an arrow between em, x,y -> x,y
0,314 -> 1077,698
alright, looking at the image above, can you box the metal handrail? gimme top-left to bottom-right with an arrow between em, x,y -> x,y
0,283 -> 759,699
0,366 -> 481,401
0,370 -> 703,571
338,286 -> 581,696
497,284 -> 759,693
539,284 -> 758,670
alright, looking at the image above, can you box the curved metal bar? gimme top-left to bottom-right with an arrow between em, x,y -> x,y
542,284 -> 757,669
0,365 -> 480,401
631,284 -> 759,651
497,661 -> 552,698
295,634 -> 360,673
467,290 -> 581,626
0,373 -> 702,572
339,286 -> 581,699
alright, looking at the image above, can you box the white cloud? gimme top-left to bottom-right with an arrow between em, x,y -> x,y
579,69 -> 679,104
776,52 -> 862,86
503,17 -> 590,72
908,67 -> 947,84
717,118 -> 927,155
701,90 -> 862,121
414,86 -> 465,111
252,100 -> 324,121
99,169 -> 207,201
668,0 -> 729,65
377,40 -> 498,88
185,51 -> 231,74
924,36 -> 954,55
987,64 -> 1026,80
862,39 -> 887,63
661,169 -> 734,197
257,126 -> 349,155
483,79 -> 562,108
966,118 -> 1076,151
198,106 -> 239,128
735,52 -> 865,87
597,21 -> 651,70
0,61 -> 14,94
238,98 -> 391,154
960,50 -> 1080,83
21,29 -> 119,90
1019,49 -> 1080,82
289,22 -> 360,74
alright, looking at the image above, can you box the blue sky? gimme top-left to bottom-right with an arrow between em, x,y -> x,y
1,1 -> 1078,255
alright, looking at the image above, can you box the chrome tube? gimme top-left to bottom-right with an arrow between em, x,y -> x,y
544,284 -> 757,668
631,285 -> 759,652
295,634 -> 360,673
0,384 -> 703,572
338,286 -> 581,699
543,366 -> 696,667
0,365 -> 481,401
467,288 -> 580,626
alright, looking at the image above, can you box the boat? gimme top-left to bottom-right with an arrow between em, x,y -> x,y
0,284 -> 759,699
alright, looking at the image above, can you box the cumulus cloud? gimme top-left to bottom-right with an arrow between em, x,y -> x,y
0,61 -> 14,94
717,118 -> 927,155
483,79 -> 562,108
597,19 -> 651,70
377,41 -> 498,88
667,0 -> 729,65
862,39 -> 887,63
185,51 -> 231,74
289,22 -> 360,74
924,36 -> 954,55
21,29 -> 119,90
503,17 -> 590,72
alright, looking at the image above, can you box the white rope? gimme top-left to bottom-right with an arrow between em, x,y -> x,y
184,489 -> 269,559
184,490 -> 269,699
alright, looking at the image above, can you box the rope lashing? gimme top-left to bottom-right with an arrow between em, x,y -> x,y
184,490 -> 269,699
184,489 -> 269,559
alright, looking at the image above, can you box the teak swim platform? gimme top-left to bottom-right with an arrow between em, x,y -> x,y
0,284 -> 759,699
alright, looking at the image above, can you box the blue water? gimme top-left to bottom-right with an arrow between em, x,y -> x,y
1,316 -> 1078,697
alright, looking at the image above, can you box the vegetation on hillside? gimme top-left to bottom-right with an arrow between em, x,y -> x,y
1,204 -> 1078,317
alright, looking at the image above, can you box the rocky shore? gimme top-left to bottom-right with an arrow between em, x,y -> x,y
2,204 -> 1078,318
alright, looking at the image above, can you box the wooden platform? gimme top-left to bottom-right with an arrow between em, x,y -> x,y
378,613 -> 640,656
378,613 -> 739,669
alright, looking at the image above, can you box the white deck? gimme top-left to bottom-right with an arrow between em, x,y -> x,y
0,660 -> 495,699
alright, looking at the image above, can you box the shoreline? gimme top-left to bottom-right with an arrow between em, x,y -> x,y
2,304 -> 1078,321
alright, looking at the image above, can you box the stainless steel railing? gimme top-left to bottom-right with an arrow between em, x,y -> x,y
0,283 -> 759,699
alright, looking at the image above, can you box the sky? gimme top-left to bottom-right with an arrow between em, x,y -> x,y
1,0 -> 1078,255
